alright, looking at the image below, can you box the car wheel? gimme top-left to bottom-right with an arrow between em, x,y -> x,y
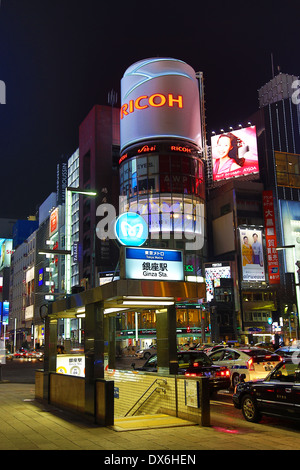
232,373 -> 240,388
241,394 -> 261,423
144,352 -> 151,359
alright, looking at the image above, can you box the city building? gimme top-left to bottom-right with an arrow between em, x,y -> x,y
251,71 -> 300,343
78,104 -> 120,289
204,71 -> 300,346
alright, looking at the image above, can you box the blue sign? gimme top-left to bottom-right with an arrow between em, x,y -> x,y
114,212 -> 148,247
38,268 -> 44,286
2,301 -> 9,325
125,247 -> 184,281
126,248 -> 182,262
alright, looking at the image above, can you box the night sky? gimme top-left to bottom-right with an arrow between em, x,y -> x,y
0,0 -> 299,219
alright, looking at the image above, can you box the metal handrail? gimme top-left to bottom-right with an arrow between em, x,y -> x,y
125,378 -> 167,417
131,387 -> 166,416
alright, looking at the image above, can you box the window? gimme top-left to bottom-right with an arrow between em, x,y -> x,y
275,151 -> 300,188
270,363 -> 300,383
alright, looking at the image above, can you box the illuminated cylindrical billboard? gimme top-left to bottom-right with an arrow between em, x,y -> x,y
120,58 -> 202,153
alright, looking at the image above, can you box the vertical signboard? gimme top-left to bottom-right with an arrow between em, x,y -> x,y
49,208 -> 59,236
239,228 -> 265,281
204,262 -> 231,302
263,191 -> 280,284
0,239 -> 13,270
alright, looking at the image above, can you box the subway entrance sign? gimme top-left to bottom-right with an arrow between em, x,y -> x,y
124,247 -> 184,281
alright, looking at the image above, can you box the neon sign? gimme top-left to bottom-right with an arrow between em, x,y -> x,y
121,93 -> 183,119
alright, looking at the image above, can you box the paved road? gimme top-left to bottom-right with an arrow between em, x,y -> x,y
1,359 -> 300,451
0,358 -> 42,383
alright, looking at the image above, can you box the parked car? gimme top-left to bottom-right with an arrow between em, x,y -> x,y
208,347 -> 282,388
233,358 -> 300,423
275,346 -> 300,360
134,344 -> 157,359
132,350 -> 231,392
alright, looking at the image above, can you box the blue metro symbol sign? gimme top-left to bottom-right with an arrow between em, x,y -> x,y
114,212 -> 148,247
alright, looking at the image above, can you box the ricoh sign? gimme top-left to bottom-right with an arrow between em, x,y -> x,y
120,57 -> 202,152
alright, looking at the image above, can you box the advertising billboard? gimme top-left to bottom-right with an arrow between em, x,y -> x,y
49,207 -> 59,236
211,126 -> 259,182
262,191 -> 280,284
239,228 -> 265,281
204,262 -> 231,302
279,199 -> 300,272
120,58 -> 202,152
125,247 -> 184,281
2,301 -> 9,325
0,239 -> 13,270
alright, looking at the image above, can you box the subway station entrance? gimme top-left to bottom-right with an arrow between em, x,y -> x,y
36,278 -> 210,426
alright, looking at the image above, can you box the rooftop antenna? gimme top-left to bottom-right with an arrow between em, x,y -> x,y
108,89 -> 118,107
271,52 -> 275,78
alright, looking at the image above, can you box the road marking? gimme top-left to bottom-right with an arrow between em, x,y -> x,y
211,400 -> 234,407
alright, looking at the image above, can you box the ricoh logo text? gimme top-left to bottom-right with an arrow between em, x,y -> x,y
96,197 -> 204,251
121,93 -> 183,119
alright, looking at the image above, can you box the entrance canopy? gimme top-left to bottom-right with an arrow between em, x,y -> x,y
48,279 -> 206,318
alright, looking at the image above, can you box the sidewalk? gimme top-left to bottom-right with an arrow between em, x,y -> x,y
0,382 -> 300,451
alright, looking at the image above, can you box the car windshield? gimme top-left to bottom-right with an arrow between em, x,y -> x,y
178,352 -> 212,367
267,361 -> 300,383
145,355 -> 157,365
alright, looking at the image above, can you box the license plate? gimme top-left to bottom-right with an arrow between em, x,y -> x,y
264,364 -> 273,371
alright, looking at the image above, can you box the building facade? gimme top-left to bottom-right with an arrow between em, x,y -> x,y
79,104 -> 120,289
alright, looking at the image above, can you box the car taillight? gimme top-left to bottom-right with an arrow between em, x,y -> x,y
247,357 -> 254,370
185,372 -> 197,377
215,367 -> 230,377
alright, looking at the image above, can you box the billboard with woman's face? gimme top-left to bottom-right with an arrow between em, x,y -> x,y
211,126 -> 259,182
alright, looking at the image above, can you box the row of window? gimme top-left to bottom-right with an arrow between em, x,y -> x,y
244,311 -> 272,322
120,195 -> 205,235
120,154 -> 205,198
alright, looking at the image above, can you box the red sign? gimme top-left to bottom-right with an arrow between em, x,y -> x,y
263,191 -> 280,284
50,208 -> 58,235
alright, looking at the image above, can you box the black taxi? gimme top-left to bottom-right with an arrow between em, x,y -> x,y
233,358 -> 300,423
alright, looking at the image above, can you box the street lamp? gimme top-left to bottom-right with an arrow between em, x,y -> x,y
276,244 -> 300,341
65,187 -> 97,294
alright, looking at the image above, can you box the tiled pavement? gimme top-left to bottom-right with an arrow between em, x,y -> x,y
1,382 -> 300,451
